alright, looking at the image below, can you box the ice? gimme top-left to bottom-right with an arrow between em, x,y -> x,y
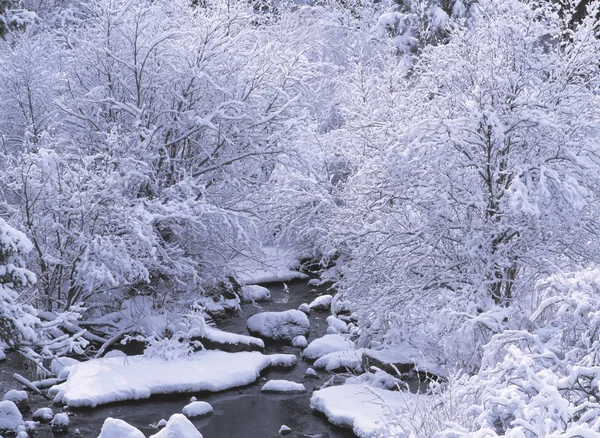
182,401 -> 213,418
308,294 -> 333,311
230,246 -> 308,285
302,334 -> 355,361
149,413 -> 202,438
240,285 -> 271,302
98,418 -> 145,438
0,400 -> 22,432
310,384 -> 426,438
261,380 -> 306,394
247,309 -> 310,342
49,350 -> 296,407
313,349 -> 364,372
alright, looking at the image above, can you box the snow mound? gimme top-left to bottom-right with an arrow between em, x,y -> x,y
298,303 -> 310,314
308,294 -> 333,311
326,316 -> 348,334
191,323 -> 264,352
302,334 -> 355,361
98,418 -> 145,438
0,348 -> 5,361
182,401 -> 213,418
310,384 -> 426,438
247,309 -> 310,342
32,408 -> 54,423
0,400 -> 22,432
261,380 -> 306,394
3,390 -> 27,403
149,413 -> 203,438
313,349 -> 364,372
51,357 -> 80,379
240,285 -> 271,302
292,335 -> 308,348
268,353 -> 297,368
50,350 -> 292,407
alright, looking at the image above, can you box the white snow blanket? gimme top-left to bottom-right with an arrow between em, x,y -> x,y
230,246 -> 308,284
310,384 -> 426,438
50,350 -> 296,407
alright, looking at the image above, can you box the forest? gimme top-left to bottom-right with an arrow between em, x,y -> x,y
1,0 -> 600,436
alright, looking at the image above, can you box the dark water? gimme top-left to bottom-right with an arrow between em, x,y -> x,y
0,282 -> 356,438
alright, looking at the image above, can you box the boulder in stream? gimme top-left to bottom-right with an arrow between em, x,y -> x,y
182,401 -> 213,419
98,418 -> 145,438
302,334 -> 355,361
32,407 -> 54,423
240,285 -> 271,302
3,390 -> 29,413
261,380 -> 306,394
149,413 -> 203,438
308,294 -> 333,311
0,400 -> 23,435
247,310 -> 310,343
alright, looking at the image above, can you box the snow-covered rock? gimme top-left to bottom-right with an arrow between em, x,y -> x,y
0,400 -> 23,433
104,350 -> 127,358
149,413 -> 203,438
0,348 -> 5,361
279,424 -> 292,435
292,335 -> 308,348
240,285 -> 271,302
302,334 -> 355,361
269,353 -> 298,368
191,324 -> 264,353
308,294 -> 333,311
3,390 -> 28,412
32,407 -> 54,423
98,418 -> 145,438
182,401 -> 213,418
261,380 -> 306,394
297,303 -> 310,314
362,347 -> 447,380
304,368 -> 318,378
311,384 -> 427,438
326,316 -> 348,334
50,350 -> 296,408
51,412 -> 69,435
313,349 -> 364,372
247,310 -> 310,342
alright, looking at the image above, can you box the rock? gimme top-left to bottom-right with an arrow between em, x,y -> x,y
308,294 -> 333,311
98,418 -> 145,438
191,326 -> 264,353
302,334 -> 355,361
261,380 -> 306,394
205,302 -> 227,320
304,368 -> 318,379
279,424 -> 293,435
297,303 -> 310,314
0,348 -> 5,362
247,310 -> 310,343
32,407 -> 54,423
240,285 -> 271,302
292,335 -> 308,348
51,413 -> 69,435
326,315 -> 348,334
149,413 -> 203,438
104,350 -> 126,358
182,401 -> 213,419
0,400 -> 23,434
362,348 -> 447,383
156,419 -> 168,429
3,390 -> 29,413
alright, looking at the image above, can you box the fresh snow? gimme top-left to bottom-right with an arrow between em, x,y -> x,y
50,357 -> 80,378
149,414 -> 203,438
0,400 -> 22,432
247,309 -> 310,342
0,348 -> 5,361
51,413 -> 69,426
261,380 -> 306,394
308,294 -> 333,311
32,408 -> 54,423
190,322 -> 264,350
310,384 -> 426,438
240,285 -> 271,302
230,246 -> 308,285
326,315 -> 348,334
182,401 -> 213,418
3,390 -> 27,403
292,335 -> 308,348
98,418 -> 145,438
49,350 -> 296,407
302,334 -> 355,361
313,349 -> 365,372
298,303 -> 310,314
364,346 -> 447,379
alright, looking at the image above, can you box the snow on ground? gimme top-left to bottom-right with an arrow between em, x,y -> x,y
247,309 -> 310,342
308,294 -> 333,311
240,285 -> 271,302
49,350 -> 296,407
261,380 -> 306,394
302,334 -> 355,361
98,418 -> 145,438
310,384 -> 427,438
0,400 -> 22,432
182,401 -> 213,418
230,246 -> 308,285
364,345 -> 447,379
150,413 -> 202,438
313,349 -> 365,372
51,357 -> 80,378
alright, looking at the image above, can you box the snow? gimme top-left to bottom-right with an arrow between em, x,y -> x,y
0,400 -> 22,432
326,315 -> 348,334
51,413 -> 69,426
98,418 -> 145,438
302,334 -> 355,361
0,348 -> 5,361
149,414 -> 202,438
308,294 -> 333,311
313,349 -> 365,372
240,285 -> 271,302
364,346 -> 447,379
304,368 -> 318,378
32,408 -> 54,423
230,246 -> 308,285
182,401 -> 213,418
50,357 -> 80,378
3,390 -> 27,403
247,309 -> 310,342
279,424 -> 292,434
269,353 -> 298,368
310,384 -> 426,438
49,350 -> 297,407
298,303 -> 310,314
292,335 -> 308,348
191,323 -> 264,350
261,380 -> 306,394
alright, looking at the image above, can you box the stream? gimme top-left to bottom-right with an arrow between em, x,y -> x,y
0,282 -> 357,438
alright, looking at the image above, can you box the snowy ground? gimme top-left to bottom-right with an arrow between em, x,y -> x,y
229,246 -> 308,284
49,350 -> 296,407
